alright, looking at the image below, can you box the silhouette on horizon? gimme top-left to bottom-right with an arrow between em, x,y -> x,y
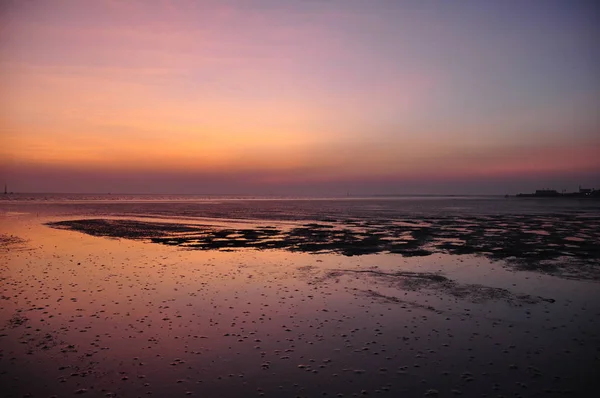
516,186 -> 599,198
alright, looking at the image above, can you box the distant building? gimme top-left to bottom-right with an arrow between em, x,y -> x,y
533,189 -> 560,197
517,186 -> 598,198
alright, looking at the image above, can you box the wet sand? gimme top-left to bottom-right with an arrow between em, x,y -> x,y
1,208 -> 600,397
48,214 -> 600,280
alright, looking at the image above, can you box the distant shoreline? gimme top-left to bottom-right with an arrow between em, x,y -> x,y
515,190 -> 599,199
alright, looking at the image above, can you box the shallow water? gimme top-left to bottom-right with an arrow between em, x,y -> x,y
1,198 -> 599,397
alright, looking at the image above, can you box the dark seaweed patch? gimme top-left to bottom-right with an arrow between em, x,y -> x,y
49,219 -> 199,239
0,234 -> 29,252
325,269 -> 555,307
47,214 -> 600,280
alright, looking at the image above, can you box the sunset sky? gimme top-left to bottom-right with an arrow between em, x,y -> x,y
1,0 -> 599,195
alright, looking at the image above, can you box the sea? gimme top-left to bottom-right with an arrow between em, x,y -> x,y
2,193 -> 599,219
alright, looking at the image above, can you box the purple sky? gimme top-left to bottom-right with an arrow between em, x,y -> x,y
1,0 -> 599,194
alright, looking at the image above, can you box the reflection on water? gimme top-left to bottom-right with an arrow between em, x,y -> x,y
1,199 -> 600,397
2,193 -> 600,219
46,212 -> 600,280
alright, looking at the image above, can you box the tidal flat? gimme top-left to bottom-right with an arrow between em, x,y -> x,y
1,197 -> 599,397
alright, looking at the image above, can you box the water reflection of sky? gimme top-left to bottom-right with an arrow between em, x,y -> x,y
1,203 -> 600,397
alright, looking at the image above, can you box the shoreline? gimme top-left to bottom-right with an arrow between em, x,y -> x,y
1,208 -> 599,397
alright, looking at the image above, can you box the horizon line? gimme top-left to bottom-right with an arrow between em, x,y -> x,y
0,191 -> 520,198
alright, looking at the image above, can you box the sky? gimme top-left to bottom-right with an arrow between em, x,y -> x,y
1,0 -> 599,195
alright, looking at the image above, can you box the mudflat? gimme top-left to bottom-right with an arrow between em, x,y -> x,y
1,197 -> 599,397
